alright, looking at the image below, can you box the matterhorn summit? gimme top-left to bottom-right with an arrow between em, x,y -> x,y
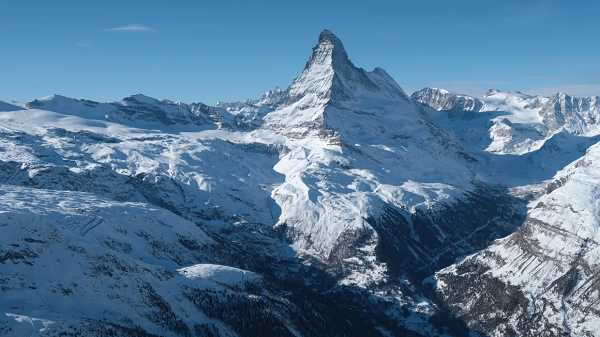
287,29 -> 408,105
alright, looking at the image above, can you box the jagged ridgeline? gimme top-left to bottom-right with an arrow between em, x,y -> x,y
1,29 -> 600,336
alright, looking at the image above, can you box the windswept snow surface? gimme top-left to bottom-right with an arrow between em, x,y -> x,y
1,313 -> 55,336
177,264 -> 262,286
0,101 -> 26,112
0,184 -> 221,336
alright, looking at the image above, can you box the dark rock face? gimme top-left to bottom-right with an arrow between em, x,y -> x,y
370,183 -> 525,281
317,29 -> 350,65
182,277 -> 384,337
435,145 -> 600,337
436,265 -> 529,337
411,88 -> 485,121
539,93 -> 600,132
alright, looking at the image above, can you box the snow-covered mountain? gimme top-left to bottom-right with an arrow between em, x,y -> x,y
413,88 -> 600,156
435,142 -> 600,337
413,87 -> 600,336
1,30 -> 599,336
22,93 -> 233,129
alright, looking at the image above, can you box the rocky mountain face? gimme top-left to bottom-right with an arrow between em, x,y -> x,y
413,87 -> 600,336
1,30 -> 600,337
540,93 -> 600,133
411,87 -> 484,121
413,88 -> 600,156
435,142 -> 600,337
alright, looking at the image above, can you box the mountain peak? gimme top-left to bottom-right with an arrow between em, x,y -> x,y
287,29 -> 407,104
484,89 -> 501,97
304,29 -> 349,71
318,29 -> 344,47
123,94 -> 160,105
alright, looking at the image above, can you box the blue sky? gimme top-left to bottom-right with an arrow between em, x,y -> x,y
1,0 -> 599,104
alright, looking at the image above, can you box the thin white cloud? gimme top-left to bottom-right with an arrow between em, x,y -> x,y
102,24 -> 156,32
521,76 -> 562,80
77,41 -> 91,47
504,4 -> 552,25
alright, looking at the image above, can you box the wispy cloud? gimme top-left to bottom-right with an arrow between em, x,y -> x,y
458,4 -> 554,32
77,41 -> 92,47
101,24 -> 157,32
504,4 -> 553,25
521,76 -> 562,80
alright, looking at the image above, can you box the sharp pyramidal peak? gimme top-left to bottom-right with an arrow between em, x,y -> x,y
287,29 -> 407,104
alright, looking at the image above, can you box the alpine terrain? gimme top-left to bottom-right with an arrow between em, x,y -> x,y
1,30 -> 599,336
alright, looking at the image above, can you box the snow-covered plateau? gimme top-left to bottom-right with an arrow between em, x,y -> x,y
1,30 -> 600,336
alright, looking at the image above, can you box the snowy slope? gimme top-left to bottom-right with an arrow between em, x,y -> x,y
0,184 -> 376,336
0,183 -> 226,336
0,101 -> 26,112
1,29 -> 599,336
24,93 -> 234,130
435,142 -> 600,336
414,88 -> 600,157
0,30 -> 509,336
414,87 -> 600,336
258,31 -> 485,267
